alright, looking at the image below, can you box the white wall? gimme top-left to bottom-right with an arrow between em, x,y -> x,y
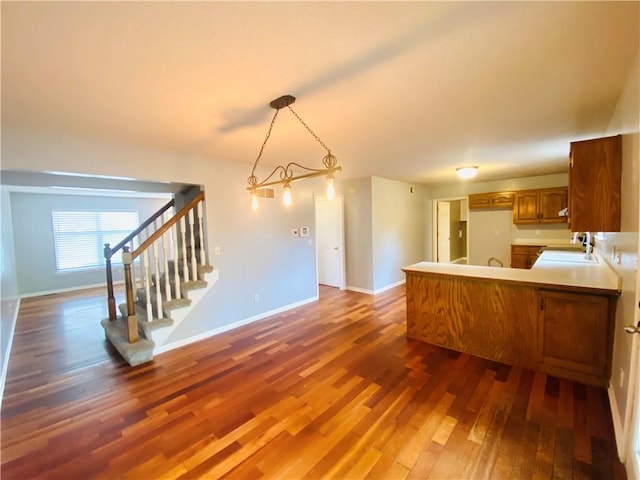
0,187 -> 19,402
597,51 -> 640,462
371,177 -> 427,291
343,177 -> 373,291
468,209 -> 512,267
1,127 -> 321,345
9,191 -> 169,295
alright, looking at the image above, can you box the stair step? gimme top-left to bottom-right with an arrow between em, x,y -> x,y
136,279 -> 207,305
117,302 -> 175,341
181,280 -> 208,292
161,262 -> 214,282
118,298 -> 185,323
135,288 -> 193,308
101,318 -> 154,366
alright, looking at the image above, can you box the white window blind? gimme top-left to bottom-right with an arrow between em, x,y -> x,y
51,210 -> 139,272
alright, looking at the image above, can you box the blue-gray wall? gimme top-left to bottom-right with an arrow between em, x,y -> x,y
9,192 -> 169,295
1,127 -> 323,346
1,187 -> 19,399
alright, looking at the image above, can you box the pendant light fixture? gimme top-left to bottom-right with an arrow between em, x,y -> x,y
247,95 -> 341,209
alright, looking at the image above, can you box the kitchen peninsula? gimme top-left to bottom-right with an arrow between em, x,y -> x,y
402,251 -> 621,387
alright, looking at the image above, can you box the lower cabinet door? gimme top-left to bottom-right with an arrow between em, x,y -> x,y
538,290 -> 611,377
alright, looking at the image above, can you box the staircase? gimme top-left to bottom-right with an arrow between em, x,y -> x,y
101,191 -> 219,366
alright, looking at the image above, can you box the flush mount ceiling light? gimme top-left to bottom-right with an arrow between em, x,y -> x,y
456,166 -> 479,179
247,94 -> 341,210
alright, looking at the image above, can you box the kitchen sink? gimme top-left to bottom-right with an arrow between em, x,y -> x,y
539,251 -> 598,263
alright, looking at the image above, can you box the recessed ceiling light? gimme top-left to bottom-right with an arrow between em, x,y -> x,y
456,166 -> 478,179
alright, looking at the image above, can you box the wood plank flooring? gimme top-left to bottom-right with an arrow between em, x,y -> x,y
1,285 -> 625,479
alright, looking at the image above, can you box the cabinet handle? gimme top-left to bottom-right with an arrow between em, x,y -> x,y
540,298 -> 545,311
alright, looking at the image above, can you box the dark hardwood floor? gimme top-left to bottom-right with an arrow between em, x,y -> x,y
1,284 -> 625,479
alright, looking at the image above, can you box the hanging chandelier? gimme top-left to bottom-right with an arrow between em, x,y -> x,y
247,94 -> 341,210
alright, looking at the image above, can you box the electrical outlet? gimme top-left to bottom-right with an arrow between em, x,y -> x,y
615,249 -> 622,265
214,246 -> 221,256
254,294 -> 260,303
619,368 -> 625,388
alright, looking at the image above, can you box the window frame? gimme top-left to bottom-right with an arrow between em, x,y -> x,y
51,209 -> 140,274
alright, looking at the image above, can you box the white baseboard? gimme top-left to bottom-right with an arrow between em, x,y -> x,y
346,286 -> 375,295
0,297 -> 21,408
347,279 -> 406,296
20,281 -> 124,299
608,385 -> 627,460
155,295 -> 319,355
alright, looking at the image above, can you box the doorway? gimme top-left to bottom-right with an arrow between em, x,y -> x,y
433,198 -> 468,264
314,194 -> 346,290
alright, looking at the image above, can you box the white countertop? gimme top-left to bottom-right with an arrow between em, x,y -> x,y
403,250 -> 621,294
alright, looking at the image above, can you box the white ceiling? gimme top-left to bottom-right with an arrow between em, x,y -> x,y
2,1 -> 638,187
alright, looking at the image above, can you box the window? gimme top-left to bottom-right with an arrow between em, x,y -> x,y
51,210 -> 139,272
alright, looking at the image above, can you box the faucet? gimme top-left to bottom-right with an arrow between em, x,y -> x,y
584,232 -> 593,257
572,231 -> 593,257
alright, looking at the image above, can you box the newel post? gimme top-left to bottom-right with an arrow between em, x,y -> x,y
122,246 -> 139,343
104,243 -> 117,321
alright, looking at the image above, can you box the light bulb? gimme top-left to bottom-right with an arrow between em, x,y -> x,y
251,192 -> 259,211
326,176 -> 335,200
456,166 -> 478,179
282,184 -> 292,207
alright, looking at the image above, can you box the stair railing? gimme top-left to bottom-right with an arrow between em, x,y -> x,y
104,198 -> 175,322
106,191 -> 207,344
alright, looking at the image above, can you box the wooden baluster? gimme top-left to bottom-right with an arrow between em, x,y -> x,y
189,209 -> 198,281
142,249 -> 153,322
104,243 -> 117,321
162,212 -> 172,302
197,201 -> 206,266
172,221 -> 181,299
180,216 -> 189,283
153,232 -> 163,319
122,246 -> 139,343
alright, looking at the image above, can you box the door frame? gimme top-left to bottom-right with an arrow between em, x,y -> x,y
623,189 -> 640,478
432,196 -> 469,263
314,194 -> 346,291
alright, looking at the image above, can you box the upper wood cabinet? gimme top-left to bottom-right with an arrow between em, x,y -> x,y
468,191 -> 514,209
569,135 -> 621,232
513,187 -> 568,224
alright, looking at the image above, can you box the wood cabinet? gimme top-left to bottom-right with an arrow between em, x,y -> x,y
468,191 -> 514,209
513,187 -> 568,224
537,290 -> 614,381
511,245 -> 543,269
569,135 -> 622,232
405,272 -> 538,370
404,269 -> 618,387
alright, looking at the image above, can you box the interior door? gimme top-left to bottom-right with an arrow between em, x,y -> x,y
315,195 -> 345,289
626,253 -> 640,479
437,201 -> 451,263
